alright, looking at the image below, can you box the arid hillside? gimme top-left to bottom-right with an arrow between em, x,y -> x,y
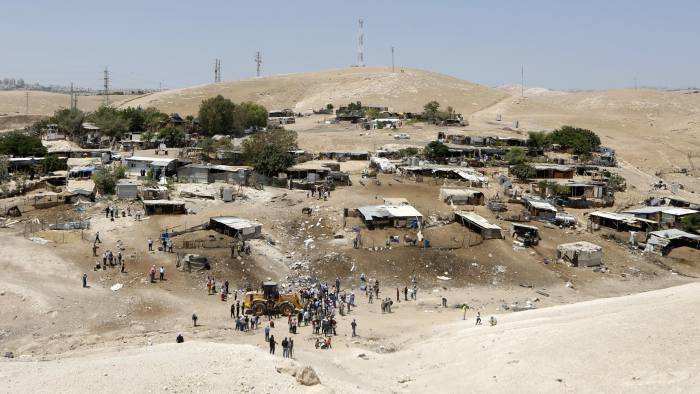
0,91 -> 137,117
115,67 -> 509,116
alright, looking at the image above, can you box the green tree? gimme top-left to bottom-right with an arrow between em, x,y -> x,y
366,108 -> 381,120
680,213 -> 700,234
399,147 -> 419,157
423,141 -> 449,160
233,101 -> 268,132
157,125 -> 186,147
91,165 -> 126,195
548,126 -> 601,155
0,131 -> 47,156
89,106 -> 128,143
423,101 -> 440,120
197,137 -> 216,159
42,155 -> 67,173
605,172 -> 626,192
121,107 -> 147,132
52,108 -> 85,136
510,163 -> 536,180
504,147 -> 527,165
252,144 -> 294,176
199,95 -> 235,135
144,107 -> 170,132
241,129 -> 298,164
527,131 -> 549,149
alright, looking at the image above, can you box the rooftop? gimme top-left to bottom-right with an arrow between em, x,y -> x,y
210,216 -> 262,230
454,211 -> 502,230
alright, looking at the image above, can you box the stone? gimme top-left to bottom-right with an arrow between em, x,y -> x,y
296,366 -> 321,386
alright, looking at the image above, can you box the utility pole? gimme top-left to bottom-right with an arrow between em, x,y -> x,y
25,90 -> 30,114
255,51 -> 262,77
214,59 -> 221,83
103,66 -> 110,106
70,82 -> 77,110
521,65 -> 524,98
391,46 -> 395,73
357,18 -> 365,67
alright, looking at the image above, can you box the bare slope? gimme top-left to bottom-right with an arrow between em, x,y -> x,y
116,67 -> 509,116
0,91 -> 138,116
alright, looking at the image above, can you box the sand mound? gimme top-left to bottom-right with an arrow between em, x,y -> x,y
117,67 -> 508,116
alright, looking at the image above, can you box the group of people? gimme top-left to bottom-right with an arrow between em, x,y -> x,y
149,265 -> 165,283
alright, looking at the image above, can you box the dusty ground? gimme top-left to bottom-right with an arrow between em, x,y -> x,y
1,68 -> 700,393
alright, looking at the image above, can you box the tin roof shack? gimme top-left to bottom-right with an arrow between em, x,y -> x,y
624,207 -> 699,227
143,200 -> 186,215
554,181 -> 613,208
116,179 -> 141,200
67,179 -> 96,201
370,157 -> 397,173
442,143 -> 506,160
454,211 -> 503,239
525,199 -> 558,220
588,211 -> 657,232
528,164 -> 574,179
357,205 -> 423,229
511,223 -> 540,246
31,191 -> 77,209
557,241 -> 602,267
439,188 -> 484,205
142,186 -> 169,200
644,229 -> 700,256
318,151 -> 369,161
177,164 -> 252,185
123,156 -> 178,179
398,164 -> 488,187
67,157 -> 101,179
209,216 -> 262,240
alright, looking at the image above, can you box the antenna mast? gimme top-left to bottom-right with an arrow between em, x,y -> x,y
255,51 -> 262,77
214,59 -> 221,83
357,18 -> 365,67
103,66 -> 110,106
391,46 -> 395,72
25,90 -> 30,115
521,65 -> 524,98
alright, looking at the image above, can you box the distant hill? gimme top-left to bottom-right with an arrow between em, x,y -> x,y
115,67 -> 509,116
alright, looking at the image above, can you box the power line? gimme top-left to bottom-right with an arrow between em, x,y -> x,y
103,66 -> 110,106
255,52 -> 262,77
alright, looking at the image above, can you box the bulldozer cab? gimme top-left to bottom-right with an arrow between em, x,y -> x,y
262,281 -> 279,300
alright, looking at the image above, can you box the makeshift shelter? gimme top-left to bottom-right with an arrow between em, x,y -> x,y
209,216 -> 262,240
116,179 -> 140,200
557,241 -> 602,267
357,205 -> 423,229
454,211 -> 503,239
525,199 -> 557,220
624,207 -> 698,227
177,164 -> 252,185
511,223 -> 540,246
143,200 -> 186,215
123,156 -> 178,178
179,254 -> 210,271
531,164 -> 574,179
588,211 -> 657,232
31,191 -> 76,209
439,188 -> 484,205
382,197 -> 409,206
645,229 -> 700,256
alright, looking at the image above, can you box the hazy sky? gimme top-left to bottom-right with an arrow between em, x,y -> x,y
2,0 -> 698,90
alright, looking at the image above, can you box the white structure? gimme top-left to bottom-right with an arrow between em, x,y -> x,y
557,241 -> 602,267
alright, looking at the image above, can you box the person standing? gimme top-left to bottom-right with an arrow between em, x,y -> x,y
442,297 -> 447,308
159,266 -> 165,281
192,313 -> 198,327
82,273 -> 88,288
288,338 -> 294,358
236,300 -> 240,318
281,337 -> 289,358
404,286 -> 408,301
269,335 -> 276,355
475,312 -> 482,326
92,243 -> 98,257
94,232 -> 101,244
264,325 -> 270,342
148,239 -> 153,251
396,288 -> 400,302
351,319 -> 357,337
121,261 -> 126,273
117,251 -> 122,265
231,304 -> 236,319
462,304 -> 468,320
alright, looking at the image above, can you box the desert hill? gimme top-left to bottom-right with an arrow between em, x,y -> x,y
0,90 -> 138,117
115,67 -> 509,116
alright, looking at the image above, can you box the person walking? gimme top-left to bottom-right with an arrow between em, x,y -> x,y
462,304 -> 468,320
264,324 -> 270,342
94,232 -> 101,244
148,239 -> 153,251
269,335 -> 276,355
192,313 -> 198,327
396,288 -> 400,302
117,251 -> 122,265
442,297 -> 447,308
351,319 -> 357,337
82,273 -> 88,288
121,261 -> 126,273
475,312 -> 482,326
231,303 -> 236,319
92,243 -> 98,257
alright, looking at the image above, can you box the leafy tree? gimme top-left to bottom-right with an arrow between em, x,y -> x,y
326,103 -> 334,111
680,213 -> 700,234
527,131 -> 549,149
0,131 -> 47,156
504,147 -> 527,165
52,108 -> 85,136
91,165 -> 126,195
89,106 -> 128,142
42,154 -> 67,173
233,101 -> 268,132
157,125 -> 186,147
399,147 -> 419,157
121,107 -> 147,132
605,172 -> 626,192
423,101 -> 440,120
252,144 -> 294,176
197,137 -> 216,159
241,128 -> 298,164
144,107 -> 170,132
366,108 -> 381,120
510,163 -> 536,180
423,141 -> 450,160
548,126 -> 601,155
199,95 -> 235,135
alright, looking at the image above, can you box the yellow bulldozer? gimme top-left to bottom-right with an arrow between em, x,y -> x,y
243,281 -> 304,316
